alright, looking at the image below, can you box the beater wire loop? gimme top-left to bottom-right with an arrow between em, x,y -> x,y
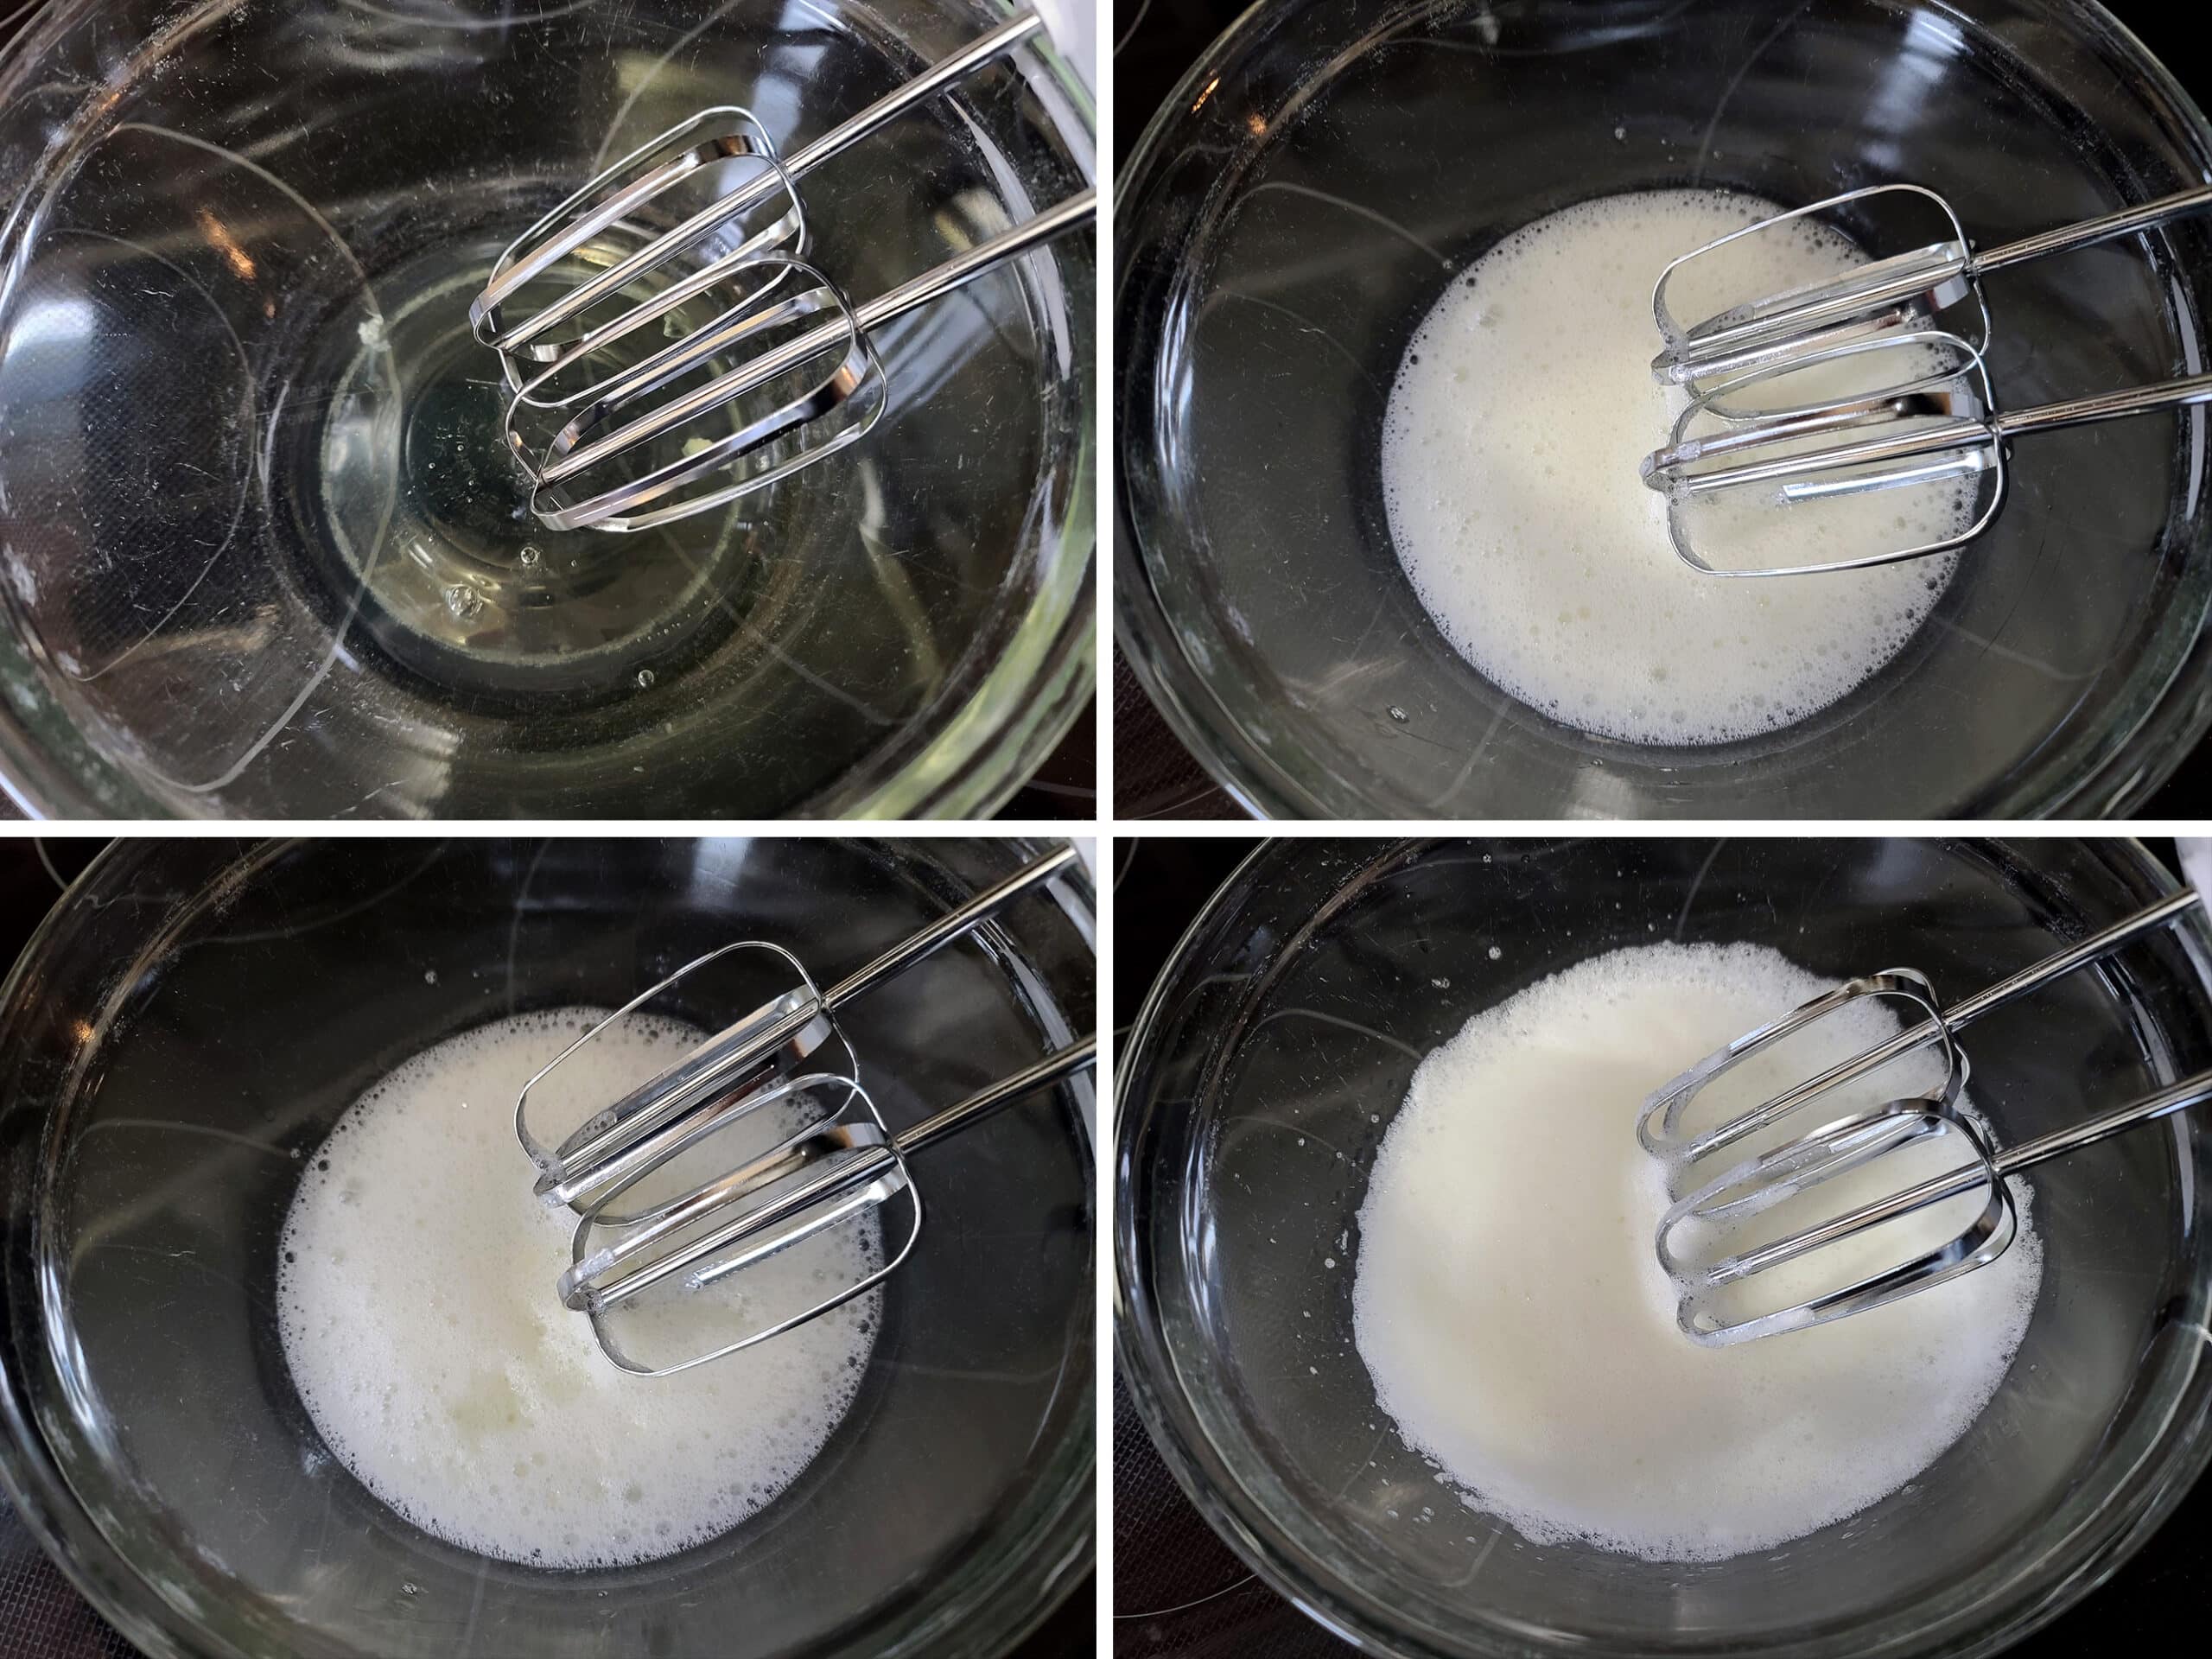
1645,889 -> 2212,1343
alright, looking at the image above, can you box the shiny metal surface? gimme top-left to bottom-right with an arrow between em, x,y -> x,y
474,10 -> 1096,532
526,192 -> 1096,531
473,10 -> 1046,355
1650,369 -> 2212,568
0,0 -> 1097,819
1645,180 -> 2212,570
519,843 -> 1096,1374
0,836 -> 1096,1657
566,1039 -> 1094,1374
1117,834 -> 2212,1658
1114,0 -> 2212,819
1644,888 -> 2212,1342
1654,181 -> 2212,388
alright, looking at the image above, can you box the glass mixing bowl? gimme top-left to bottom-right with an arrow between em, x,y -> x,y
0,0 -> 1093,818
1117,838 -> 2212,1657
0,837 -> 1095,1657
1115,0 -> 2212,817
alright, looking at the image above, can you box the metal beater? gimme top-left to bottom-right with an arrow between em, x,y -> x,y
515,843 -> 1096,1375
1638,327 -> 2212,575
1639,181 -> 2212,575
469,9 -> 1096,532
1649,181 -> 2212,391
1641,887 -> 2212,1345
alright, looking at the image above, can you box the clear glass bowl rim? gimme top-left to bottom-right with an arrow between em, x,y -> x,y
1109,0 -> 2212,821
1113,834 -> 2212,1659
0,836 -> 1096,1659
0,0 -> 1096,822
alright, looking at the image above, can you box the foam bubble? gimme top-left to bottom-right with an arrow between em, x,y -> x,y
1351,941 -> 2039,1561
1379,190 -> 1967,746
276,1008 -> 879,1570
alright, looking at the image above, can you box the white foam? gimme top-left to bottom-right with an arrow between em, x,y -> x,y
1351,942 -> 2040,1561
276,1008 -> 880,1570
1379,190 -> 1967,746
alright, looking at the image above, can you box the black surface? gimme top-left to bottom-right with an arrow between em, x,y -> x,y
0,841 -> 129,1659
1109,832 -> 2210,1656
2124,0 -> 2212,810
1109,0 -> 2212,820
0,839 -> 1092,1658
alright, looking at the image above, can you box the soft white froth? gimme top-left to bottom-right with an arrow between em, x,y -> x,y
277,1008 -> 880,1569
1351,943 -> 2040,1561
1379,190 -> 1965,745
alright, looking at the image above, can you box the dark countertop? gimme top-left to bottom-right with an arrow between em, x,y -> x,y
0,842 -> 130,1659
1110,832 -> 2209,1656
1109,0 -> 2212,820
0,840 -> 1091,1658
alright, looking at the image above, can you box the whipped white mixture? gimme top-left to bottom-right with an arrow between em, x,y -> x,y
277,1008 -> 880,1569
1351,942 -> 2040,1561
1379,190 -> 1967,745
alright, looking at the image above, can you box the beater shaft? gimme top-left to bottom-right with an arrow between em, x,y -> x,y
1646,178 -> 2212,571
1653,181 -> 2212,385
1642,888 -> 2202,1164
472,9 -> 1046,356
569,1035 -> 1098,1313
1964,183 -> 2212,273
1649,885 -> 2212,1343
524,842 -> 1079,1212
518,842 -> 1095,1374
1698,1070 -> 2212,1293
1648,373 -> 2212,499
825,842 -> 1080,1006
535,190 -> 1097,491
897,1035 -> 1098,1154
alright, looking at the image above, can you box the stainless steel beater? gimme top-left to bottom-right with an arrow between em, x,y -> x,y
1649,181 -> 2212,392
514,843 -> 1096,1375
1639,180 -> 2212,575
1640,887 -> 2212,1345
469,9 -> 1096,533
1637,327 -> 2212,575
